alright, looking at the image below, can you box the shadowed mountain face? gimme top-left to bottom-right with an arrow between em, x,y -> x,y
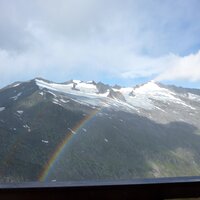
0,78 -> 200,183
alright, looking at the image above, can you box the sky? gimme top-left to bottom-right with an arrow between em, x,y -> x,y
0,0 -> 200,88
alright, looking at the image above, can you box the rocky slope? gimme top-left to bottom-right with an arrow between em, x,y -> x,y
0,78 -> 200,182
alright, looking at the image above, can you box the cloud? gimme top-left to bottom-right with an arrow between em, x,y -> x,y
0,0 -> 200,87
155,51 -> 200,82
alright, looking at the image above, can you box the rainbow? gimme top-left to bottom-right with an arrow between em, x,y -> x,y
38,108 -> 100,181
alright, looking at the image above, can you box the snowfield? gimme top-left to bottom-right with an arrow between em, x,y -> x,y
35,79 -> 195,112
0,107 -> 5,112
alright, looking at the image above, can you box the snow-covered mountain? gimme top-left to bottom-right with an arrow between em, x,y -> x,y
34,78 -> 197,108
0,78 -> 200,182
34,78 -> 200,125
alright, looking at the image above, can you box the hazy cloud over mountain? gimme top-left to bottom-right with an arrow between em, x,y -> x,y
0,0 -> 200,87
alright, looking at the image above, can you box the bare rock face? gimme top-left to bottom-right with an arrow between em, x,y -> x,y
71,83 -> 80,91
96,82 -> 110,94
107,89 -> 126,102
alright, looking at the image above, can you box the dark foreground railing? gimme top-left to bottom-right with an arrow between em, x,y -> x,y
1,176 -> 200,200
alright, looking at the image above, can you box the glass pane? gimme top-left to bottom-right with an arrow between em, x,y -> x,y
0,0 -> 200,184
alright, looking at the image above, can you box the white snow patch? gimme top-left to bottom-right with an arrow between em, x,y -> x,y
60,99 -> 70,103
134,81 -> 162,93
188,93 -> 200,101
47,91 -> 57,97
98,91 -> 110,97
155,106 -> 166,113
23,124 -> 31,132
12,83 -> 21,88
175,100 -> 195,110
76,82 -> 98,94
10,92 -> 22,100
104,138 -> 108,142
17,110 -> 24,114
42,140 -> 49,144
86,80 -> 94,84
52,99 -> 63,106
73,80 -> 81,84
36,79 -> 98,99
52,102 -> 62,106
68,128 -> 76,134
53,98 -> 59,102
0,107 -> 5,112
39,92 -> 44,96
132,82 -> 178,105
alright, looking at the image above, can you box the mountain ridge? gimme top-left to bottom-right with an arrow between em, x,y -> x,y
0,77 -> 200,183
2,77 -> 199,96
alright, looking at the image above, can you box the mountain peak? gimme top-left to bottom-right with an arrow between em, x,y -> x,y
133,80 -> 163,94
72,80 -> 82,84
33,77 -> 53,84
86,80 -> 96,85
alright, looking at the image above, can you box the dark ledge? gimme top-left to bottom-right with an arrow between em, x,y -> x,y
1,176 -> 200,200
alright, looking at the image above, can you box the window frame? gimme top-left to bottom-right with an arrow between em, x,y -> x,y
1,176 -> 200,199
